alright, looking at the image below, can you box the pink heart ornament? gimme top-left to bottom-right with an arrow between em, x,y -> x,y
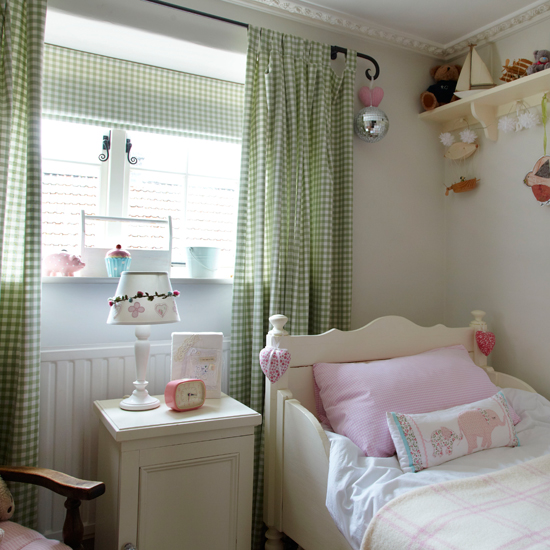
371,87 -> 384,107
259,347 -> 291,383
358,87 -> 371,107
358,86 -> 384,107
476,330 -> 496,356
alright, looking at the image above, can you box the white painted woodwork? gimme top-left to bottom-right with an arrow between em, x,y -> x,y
282,400 -> 349,549
79,211 -> 173,277
419,70 -> 550,141
38,340 -> 230,541
94,394 -> 261,550
263,311 -> 537,550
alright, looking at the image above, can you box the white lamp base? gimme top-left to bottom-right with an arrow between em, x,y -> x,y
120,324 -> 160,411
120,383 -> 161,411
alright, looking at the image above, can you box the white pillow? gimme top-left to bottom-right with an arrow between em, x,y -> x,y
387,391 -> 519,473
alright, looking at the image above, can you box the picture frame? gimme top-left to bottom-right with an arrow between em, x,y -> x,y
171,332 -> 223,399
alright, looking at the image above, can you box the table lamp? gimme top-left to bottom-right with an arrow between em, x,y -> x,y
107,271 -> 180,410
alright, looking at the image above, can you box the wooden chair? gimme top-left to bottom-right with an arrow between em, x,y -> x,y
0,466 -> 105,550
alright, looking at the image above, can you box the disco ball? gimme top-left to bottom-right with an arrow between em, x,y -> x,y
354,106 -> 389,143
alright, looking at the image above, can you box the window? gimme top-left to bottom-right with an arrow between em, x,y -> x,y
41,120 -> 241,276
41,44 -> 244,278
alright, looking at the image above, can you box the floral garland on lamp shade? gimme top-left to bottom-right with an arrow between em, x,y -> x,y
108,289 -> 180,306
107,272 -> 181,326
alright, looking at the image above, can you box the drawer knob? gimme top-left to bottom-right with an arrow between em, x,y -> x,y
123,544 -> 136,550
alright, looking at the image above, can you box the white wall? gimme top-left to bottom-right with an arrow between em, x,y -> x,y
41,281 -> 233,347
42,0 -> 446,351
444,18 -> 550,399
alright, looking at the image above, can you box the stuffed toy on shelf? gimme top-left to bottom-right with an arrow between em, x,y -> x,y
526,50 -> 550,75
420,64 -> 462,111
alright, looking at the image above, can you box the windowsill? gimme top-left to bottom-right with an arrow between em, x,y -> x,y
42,276 -> 233,285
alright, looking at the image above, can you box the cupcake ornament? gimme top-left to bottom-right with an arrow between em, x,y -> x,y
105,244 -> 131,277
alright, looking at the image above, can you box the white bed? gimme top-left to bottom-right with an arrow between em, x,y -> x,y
261,310 -> 543,550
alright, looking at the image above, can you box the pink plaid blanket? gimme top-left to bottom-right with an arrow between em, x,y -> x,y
362,453 -> 550,550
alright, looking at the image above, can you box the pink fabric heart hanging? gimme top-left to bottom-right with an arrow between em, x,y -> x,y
358,87 -> 372,107
358,86 -> 384,107
476,330 -> 496,356
371,87 -> 384,107
259,346 -> 291,383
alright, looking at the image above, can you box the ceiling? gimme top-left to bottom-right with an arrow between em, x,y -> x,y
253,0 -> 545,46
233,0 -> 550,57
45,0 -> 550,84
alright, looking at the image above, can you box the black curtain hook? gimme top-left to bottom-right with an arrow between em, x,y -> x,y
330,46 -> 380,81
99,131 -> 111,162
126,139 -> 138,165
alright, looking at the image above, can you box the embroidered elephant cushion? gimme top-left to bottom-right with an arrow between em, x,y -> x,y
387,391 -> 519,473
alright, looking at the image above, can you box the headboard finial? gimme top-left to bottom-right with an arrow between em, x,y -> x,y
471,310 -> 486,322
470,310 -> 487,331
269,314 -> 289,336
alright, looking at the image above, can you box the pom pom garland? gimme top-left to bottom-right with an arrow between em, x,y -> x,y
498,115 -> 516,133
439,132 -> 455,147
459,129 -> 478,144
518,110 -> 540,129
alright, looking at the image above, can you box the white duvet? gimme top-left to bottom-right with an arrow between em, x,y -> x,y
325,388 -> 550,550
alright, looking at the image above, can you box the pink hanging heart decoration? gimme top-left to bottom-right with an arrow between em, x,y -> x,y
371,87 -> 384,107
358,86 -> 384,107
358,87 -> 372,107
259,347 -> 291,383
476,330 -> 496,356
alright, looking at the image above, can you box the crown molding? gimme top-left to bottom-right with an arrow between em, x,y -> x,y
443,2 -> 550,58
222,0 -> 550,59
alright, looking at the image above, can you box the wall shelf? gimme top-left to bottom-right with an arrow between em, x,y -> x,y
419,69 -> 550,141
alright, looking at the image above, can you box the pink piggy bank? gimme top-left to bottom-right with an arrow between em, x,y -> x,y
44,251 -> 86,277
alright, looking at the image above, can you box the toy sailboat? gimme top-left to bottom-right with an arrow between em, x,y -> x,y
454,44 -> 495,98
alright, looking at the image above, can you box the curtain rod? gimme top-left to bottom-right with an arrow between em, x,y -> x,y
141,0 -> 380,80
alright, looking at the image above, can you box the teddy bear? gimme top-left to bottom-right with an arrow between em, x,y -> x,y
526,50 -> 550,75
420,64 -> 462,111
0,475 -> 15,543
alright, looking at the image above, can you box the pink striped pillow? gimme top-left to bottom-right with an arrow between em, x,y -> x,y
313,345 -> 514,457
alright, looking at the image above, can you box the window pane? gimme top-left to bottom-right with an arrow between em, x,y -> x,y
127,170 -> 185,258
188,140 -> 241,179
186,175 -> 238,269
42,119 -> 107,164
41,120 -> 106,258
42,159 -> 101,256
126,131 -> 189,173
127,132 -> 240,273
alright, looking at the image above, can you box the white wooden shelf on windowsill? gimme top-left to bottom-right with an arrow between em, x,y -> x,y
419,69 -> 550,141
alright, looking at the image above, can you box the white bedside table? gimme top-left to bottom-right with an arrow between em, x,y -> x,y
94,394 -> 262,550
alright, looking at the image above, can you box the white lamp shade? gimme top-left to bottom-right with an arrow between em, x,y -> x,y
107,271 -> 180,325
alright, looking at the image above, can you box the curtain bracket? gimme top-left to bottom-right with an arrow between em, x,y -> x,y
330,45 -> 380,81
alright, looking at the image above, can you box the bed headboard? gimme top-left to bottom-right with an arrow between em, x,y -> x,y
265,311 -> 489,415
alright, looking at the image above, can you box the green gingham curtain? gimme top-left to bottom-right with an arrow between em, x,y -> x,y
42,44 -> 244,143
0,0 -> 46,528
230,26 -> 355,548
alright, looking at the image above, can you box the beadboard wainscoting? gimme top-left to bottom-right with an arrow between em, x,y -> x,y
38,338 -> 231,541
